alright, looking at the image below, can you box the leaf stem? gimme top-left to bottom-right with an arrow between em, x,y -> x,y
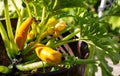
31,3 -> 37,18
62,29 -> 80,41
0,22 -> 12,59
4,0 -> 14,40
11,0 -> 23,34
53,39 -> 79,48
16,61 -> 50,71
11,0 -> 22,22
74,59 -> 98,64
4,0 -> 18,59
26,2 -> 32,17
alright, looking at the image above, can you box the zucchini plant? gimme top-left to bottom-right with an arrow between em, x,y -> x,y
0,0 -> 120,76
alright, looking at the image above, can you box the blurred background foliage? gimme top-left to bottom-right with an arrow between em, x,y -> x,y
0,0 -> 119,37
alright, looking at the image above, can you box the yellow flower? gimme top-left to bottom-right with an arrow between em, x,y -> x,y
15,17 -> 33,50
34,43 -> 62,65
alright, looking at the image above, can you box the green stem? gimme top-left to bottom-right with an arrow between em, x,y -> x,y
30,7 -> 47,42
25,2 -> 32,17
16,61 -> 50,71
40,7 -> 46,26
31,3 -> 37,18
0,22 -> 9,44
0,66 -> 11,74
42,61 -> 46,73
62,29 -> 80,41
15,17 -> 21,35
11,0 -> 23,35
46,37 -> 55,47
53,39 -> 79,48
88,44 -> 96,59
11,0 -> 22,22
0,22 -> 12,59
85,44 -> 96,76
34,7 -> 49,42
74,59 -> 98,64
52,0 -> 58,9
31,3 -> 37,36
4,0 -> 18,59
4,0 -> 14,40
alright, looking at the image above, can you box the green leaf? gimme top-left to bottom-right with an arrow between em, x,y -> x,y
99,61 -> 113,76
107,50 -> 120,64
0,66 -> 11,74
86,64 -> 98,76
53,0 -> 88,10
0,22 -> 12,59
4,0 -> 18,59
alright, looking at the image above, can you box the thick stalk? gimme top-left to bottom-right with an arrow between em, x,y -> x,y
4,0 -> 14,40
0,22 -> 12,59
74,59 -> 98,65
4,0 -> 18,59
16,61 -> 49,71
